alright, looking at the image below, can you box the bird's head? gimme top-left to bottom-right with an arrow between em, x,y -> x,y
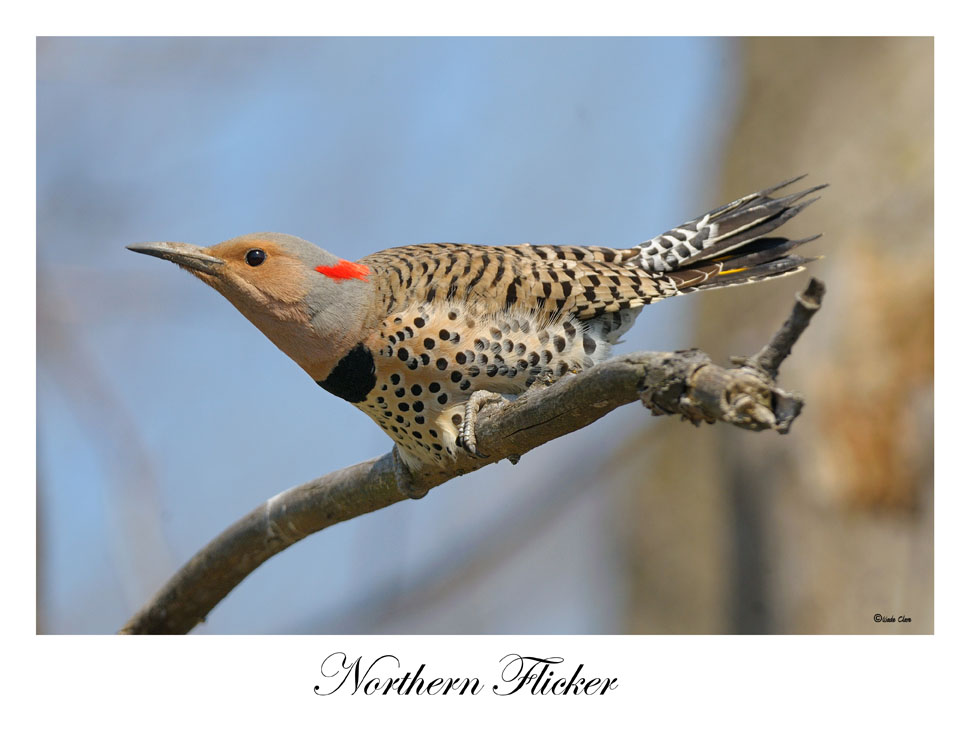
127,232 -> 378,380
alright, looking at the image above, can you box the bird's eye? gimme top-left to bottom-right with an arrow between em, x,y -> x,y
245,249 -> 266,267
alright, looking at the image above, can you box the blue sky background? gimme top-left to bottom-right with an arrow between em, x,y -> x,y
37,37 -> 738,633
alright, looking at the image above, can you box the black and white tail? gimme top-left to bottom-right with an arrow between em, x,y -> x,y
636,175 -> 826,296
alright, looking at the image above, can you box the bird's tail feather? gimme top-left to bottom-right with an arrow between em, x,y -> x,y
636,175 -> 827,274
656,235 -> 821,296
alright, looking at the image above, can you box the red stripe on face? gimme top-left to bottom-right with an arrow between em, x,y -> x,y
315,260 -> 370,282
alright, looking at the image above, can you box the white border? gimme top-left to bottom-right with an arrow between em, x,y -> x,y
11,1 -> 965,737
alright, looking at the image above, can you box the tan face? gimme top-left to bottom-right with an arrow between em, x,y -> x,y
128,232 -> 375,381
200,236 -> 311,309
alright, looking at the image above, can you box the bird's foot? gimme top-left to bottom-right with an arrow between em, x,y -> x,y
456,391 -> 506,458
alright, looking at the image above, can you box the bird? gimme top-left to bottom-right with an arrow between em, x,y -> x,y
128,175 -> 825,471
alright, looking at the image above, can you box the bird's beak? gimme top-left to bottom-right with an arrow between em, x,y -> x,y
126,242 -> 225,276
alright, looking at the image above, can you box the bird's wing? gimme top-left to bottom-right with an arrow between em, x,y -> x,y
361,241 -> 664,321
361,176 -> 825,322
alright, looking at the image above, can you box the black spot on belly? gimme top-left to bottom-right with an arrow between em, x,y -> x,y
316,343 -> 376,403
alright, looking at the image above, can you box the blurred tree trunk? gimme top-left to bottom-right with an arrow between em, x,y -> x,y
616,37 -> 933,633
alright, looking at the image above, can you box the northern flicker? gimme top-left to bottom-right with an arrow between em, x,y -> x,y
128,175 -> 824,470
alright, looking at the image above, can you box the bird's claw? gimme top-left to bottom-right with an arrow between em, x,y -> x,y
457,391 -> 506,458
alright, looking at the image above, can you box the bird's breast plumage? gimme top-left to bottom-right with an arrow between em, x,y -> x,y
349,300 -> 617,468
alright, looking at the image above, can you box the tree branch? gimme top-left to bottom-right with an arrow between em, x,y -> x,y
119,279 -> 825,634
